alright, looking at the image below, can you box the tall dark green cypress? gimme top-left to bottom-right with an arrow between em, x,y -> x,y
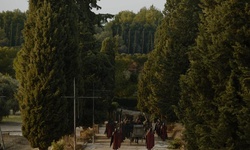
178,0 -> 250,149
14,0 -> 79,149
138,0 -> 201,122
137,49 -> 160,116
207,1 -> 250,148
232,3 -> 250,146
100,37 -> 115,89
100,37 -> 116,119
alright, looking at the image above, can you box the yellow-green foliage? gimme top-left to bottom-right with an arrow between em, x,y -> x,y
80,128 -> 94,141
168,138 -> 182,149
51,139 -> 65,150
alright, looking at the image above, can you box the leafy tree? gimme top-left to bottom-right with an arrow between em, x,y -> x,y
178,0 -> 250,149
133,5 -> 162,27
138,0 -> 201,122
0,47 -> 19,77
0,28 -> 9,46
73,0 -> 115,126
115,54 -> 147,98
0,10 -> 26,46
0,97 -> 8,121
77,37 -> 116,126
14,0 -> 78,149
104,7 -> 163,54
100,37 -> 115,94
137,50 -> 158,115
94,24 -> 113,48
0,73 -> 18,119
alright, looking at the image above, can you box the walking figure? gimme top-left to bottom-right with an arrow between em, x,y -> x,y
110,128 -> 121,150
160,122 -> 168,141
105,120 -> 115,138
146,127 -> 155,150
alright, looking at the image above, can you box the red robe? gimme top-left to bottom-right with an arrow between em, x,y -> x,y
106,122 -> 114,138
110,130 -> 121,150
160,124 -> 167,141
146,130 -> 155,150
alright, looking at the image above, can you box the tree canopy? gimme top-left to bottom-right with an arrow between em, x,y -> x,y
95,6 -> 163,54
14,0 -> 79,149
0,10 -> 26,47
137,0 -> 201,122
0,47 -> 19,77
177,0 -> 250,149
0,73 -> 18,121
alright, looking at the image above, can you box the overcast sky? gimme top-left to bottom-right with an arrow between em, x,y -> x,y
0,0 -> 166,14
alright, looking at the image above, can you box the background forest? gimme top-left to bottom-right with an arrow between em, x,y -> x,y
1,0 -> 250,150
0,6 -> 161,115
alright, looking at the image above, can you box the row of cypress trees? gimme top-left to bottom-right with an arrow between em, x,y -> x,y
99,7 -> 163,54
0,10 -> 26,47
178,0 -> 250,149
138,0 -> 250,149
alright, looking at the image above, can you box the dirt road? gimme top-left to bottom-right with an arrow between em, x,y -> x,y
0,121 -> 33,150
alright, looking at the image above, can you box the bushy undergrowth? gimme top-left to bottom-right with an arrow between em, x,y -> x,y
51,128 -> 94,150
168,138 -> 183,149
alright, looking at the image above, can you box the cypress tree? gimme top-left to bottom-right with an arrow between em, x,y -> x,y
207,1 -> 250,148
14,0 -> 79,149
100,37 -> 116,119
178,0 -> 250,149
100,37 -> 115,90
137,49 -> 162,117
138,0 -> 201,122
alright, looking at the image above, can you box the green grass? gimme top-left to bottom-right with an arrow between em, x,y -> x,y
2,115 -> 22,123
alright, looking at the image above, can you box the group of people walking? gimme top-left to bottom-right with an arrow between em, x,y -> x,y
105,118 -> 168,150
154,120 -> 168,141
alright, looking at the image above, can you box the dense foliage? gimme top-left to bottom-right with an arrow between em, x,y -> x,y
78,37 -> 116,126
0,47 -> 19,77
75,0 -> 115,127
115,53 -> 147,98
14,0 -> 79,149
177,0 -> 250,149
95,6 -> 163,54
0,73 -> 18,121
137,0 -> 201,122
3,0 -> 250,149
0,10 -> 26,47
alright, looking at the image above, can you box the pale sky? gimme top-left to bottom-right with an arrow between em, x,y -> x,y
0,0 -> 166,14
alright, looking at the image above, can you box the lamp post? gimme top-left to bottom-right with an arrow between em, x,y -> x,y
92,82 -> 95,144
73,78 -> 76,150
63,80 -> 101,149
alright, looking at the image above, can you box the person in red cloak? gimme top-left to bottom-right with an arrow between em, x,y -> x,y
110,128 -> 121,150
105,120 -> 115,138
146,127 -> 155,150
160,122 -> 168,141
